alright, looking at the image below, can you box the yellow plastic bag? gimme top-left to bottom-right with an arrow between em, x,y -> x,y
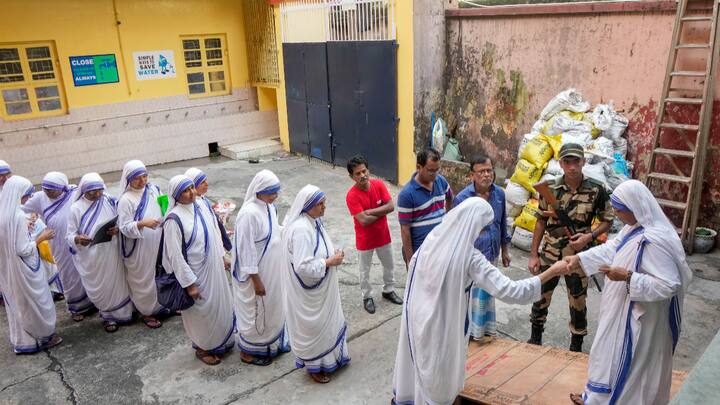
510,159 -> 543,193
38,240 -> 55,264
520,135 -> 553,168
514,199 -> 540,232
542,111 -> 586,135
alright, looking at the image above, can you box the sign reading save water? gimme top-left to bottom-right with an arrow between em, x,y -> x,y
69,54 -> 119,86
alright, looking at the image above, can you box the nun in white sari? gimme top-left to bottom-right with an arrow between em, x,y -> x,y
0,159 -> 11,304
117,160 -> 166,328
567,180 -> 692,405
0,176 -> 62,353
282,185 -> 348,383
67,173 -> 134,333
162,175 -> 235,365
392,197 -> 571,405
232,169 -> 289,366
185,167 -> 232,251
23,172 -> 95,320
27,214 -> 62,295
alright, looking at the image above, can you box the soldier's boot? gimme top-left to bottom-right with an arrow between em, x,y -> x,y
569,334 -> 584,352
527,324 -> 543,345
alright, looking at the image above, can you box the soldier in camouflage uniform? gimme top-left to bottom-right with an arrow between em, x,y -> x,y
526,143 -> 614,352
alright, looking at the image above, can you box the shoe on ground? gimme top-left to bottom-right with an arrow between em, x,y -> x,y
363,297 -> 376,314
382,291 -> 403,305
527,325 -> 543,345
570,335 -> 584,352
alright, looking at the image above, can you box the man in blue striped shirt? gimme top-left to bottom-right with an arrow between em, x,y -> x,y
397,148 -> 453,266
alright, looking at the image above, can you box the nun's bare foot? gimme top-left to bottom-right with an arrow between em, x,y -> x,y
570,393 -> 583,404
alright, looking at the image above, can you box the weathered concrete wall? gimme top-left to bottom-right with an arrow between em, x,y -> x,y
413,0 -> 456,155
431,2 -> 720,231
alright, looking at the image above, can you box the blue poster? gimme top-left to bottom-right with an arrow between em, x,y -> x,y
69,54 -> 119,86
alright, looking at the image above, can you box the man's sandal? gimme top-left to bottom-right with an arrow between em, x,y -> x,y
310,372 -> 330,384
103,322 -> 119,333
570,393 -> 583,404
195,350 -> 221,366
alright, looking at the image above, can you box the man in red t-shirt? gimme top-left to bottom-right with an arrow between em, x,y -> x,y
345,155 -> 403,314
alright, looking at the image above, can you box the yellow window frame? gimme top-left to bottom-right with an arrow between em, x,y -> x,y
180,34 -> 231,99
0,41 -> 67,121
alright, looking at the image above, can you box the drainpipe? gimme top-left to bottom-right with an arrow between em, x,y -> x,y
113,0 -> 133,96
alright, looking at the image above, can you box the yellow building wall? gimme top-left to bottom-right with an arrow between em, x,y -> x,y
395,0 -> 415,184
0,0 -> 250,109
273,5 -> 291,151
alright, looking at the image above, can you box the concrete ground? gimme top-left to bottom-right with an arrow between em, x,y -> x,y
1,154 -> 719,405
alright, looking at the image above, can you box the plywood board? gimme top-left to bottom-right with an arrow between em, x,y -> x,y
460,338 -> 688,405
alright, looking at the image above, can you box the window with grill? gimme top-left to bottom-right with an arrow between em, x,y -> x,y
0,42 -> 66,120
181,35 -> 230,97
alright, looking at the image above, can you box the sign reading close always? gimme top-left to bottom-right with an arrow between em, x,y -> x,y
69,54 -> 119,86
133,50 -> 176,80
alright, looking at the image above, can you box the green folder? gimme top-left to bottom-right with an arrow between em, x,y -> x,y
157,194 -> 169,216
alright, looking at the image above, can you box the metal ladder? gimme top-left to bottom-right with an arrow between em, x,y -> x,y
644,0 -> 720,253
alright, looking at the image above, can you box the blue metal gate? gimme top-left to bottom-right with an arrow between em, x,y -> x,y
282,40 -> 398,182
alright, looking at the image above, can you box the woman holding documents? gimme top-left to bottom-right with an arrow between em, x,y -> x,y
118,160 -> 166,329
0,175 -> 62,353
23,171 -> 95,321
67,173 -> 133,333
162,175 -> 235,365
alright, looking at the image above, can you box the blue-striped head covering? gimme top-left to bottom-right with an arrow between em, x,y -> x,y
22,185 -> 35,199
168,175 -> 194,208
610,194 -> 630,212
77,173 -> 105,200
121,160 -> 148,191
302,190 -> 326,212
185,168 -> 207,189
41,171 -> 69,192
0,160 -> 10,175
258,183 -> 281,195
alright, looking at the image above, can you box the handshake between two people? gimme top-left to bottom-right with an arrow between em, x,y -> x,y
534,255 -> 631,284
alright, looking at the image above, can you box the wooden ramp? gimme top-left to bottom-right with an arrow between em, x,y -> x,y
458,338 -> 687,405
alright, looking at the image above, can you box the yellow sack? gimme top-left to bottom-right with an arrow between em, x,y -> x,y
520,135 -> 553,169
514,199 -> 540,232
510,159 -> 543,193
542,111 -> 585,135
38,240 -> 55,264
544,133 -> 563,160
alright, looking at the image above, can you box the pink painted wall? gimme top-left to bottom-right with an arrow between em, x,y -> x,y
438,3 -> 720,231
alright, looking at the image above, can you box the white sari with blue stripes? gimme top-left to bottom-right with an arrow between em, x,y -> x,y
67,195 -> 134,323
162,202 -> 235,353
283,214 -> 350,374
0,177 -> 57,353
578,224 -> 684,405
118,184 -> 164,316
232,199 -> 289,358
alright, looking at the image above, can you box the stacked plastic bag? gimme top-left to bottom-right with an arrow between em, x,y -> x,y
504,88 -> 632,251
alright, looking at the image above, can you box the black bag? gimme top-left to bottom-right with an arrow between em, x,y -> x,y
155,214 -> 194,311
